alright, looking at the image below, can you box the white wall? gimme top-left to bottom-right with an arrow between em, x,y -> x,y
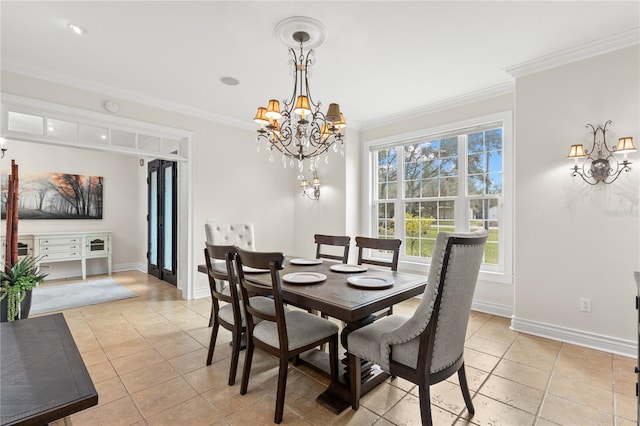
1,71 -> 295,298
512,46 -> 639,355
1,141 -> 140,278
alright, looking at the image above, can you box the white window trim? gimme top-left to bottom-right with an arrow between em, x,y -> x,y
361,111 -> 513,285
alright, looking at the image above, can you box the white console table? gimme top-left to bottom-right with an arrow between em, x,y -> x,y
2,232 -> 112,280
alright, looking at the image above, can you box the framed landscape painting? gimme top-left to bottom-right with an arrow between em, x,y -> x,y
1,171 -> 103,219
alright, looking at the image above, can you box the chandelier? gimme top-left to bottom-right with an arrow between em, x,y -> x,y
253,18 -> 345,175
567,120 -> 636,185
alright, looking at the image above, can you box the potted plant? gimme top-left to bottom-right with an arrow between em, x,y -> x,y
0,255 -> 48,322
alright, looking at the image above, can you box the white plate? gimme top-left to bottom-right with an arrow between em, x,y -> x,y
289,258 -> 322,265
347,275 -> 394,289
330,264 -> 368,273
243,266 -> 269,274
282,272 -> 327,284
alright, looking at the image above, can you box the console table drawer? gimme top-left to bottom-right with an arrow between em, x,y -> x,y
41,251 -> 82,261
39,244 -> 81,254
39,238 -> 81,247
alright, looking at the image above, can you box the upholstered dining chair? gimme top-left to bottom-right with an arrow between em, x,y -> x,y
235,247 -> 339,424
203,243 -> 276,385
314,233 -> 351,264
204,222 -> 255,326
347,231 -> 488,426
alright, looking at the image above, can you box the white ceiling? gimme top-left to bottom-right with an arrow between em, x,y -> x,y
2,1 -> 638,130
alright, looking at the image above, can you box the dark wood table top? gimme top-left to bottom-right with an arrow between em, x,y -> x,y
1,313 -> 98,426
199,259 -> 427,323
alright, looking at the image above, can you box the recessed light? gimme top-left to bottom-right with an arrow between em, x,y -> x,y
68,23 -> 86,35
100,135 -> 107,140
220,76 -> 239,86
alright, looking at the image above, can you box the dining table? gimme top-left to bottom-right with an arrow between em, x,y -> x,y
1,313 -> 98,426
198,255 -> 427,413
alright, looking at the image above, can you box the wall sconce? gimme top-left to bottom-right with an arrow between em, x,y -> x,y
300,172 -> 321,200
0,138 -> 7,159
567,120 -> 636,185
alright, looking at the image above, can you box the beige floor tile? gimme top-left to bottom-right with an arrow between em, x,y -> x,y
616,416 -> 636,426
464,347 -> 501,373
279,373 -> 329,417
168,347 -> 212,375
225,393 -> 302,425
110,347 -> 165,375
86,360 -> 118,384
615,391 -> 637,421
538,394 -> 613,425
183,360 -> 234,394
477,375 -> 544,414
360,381 -> 406,416
149,330 -> 204,359
464,393 -> 535,425
547,372 -> 613,413
119,360 -> 179,394
503,343 -> 558,373
464,334 -> 511,358
386,376 -> 416,392
304,404 -> 380,425
93,376 -> 128,405
80,348 -> 109,367
613,354 -> 636,395
130,376 -> 199,418
384,393 -> 459,425
145,395 -> 226,426
492,358 -> 551,390
414,379 -> 468,416
69,396 -> 143,426
445,365 -> 490,392
201,380 -> 268,416
474,316 -> 519,345
102,337 -> 154,360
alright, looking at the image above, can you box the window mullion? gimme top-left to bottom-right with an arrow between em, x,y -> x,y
395,146 -> 404,241
456,134 -> 468,232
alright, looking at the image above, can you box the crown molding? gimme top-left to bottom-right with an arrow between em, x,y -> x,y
1,61 -> 254,131
360,82 -> 515,131
505,28 -> 640,78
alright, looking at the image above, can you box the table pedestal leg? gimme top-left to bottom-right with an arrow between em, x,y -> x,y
315,314 -> 389,414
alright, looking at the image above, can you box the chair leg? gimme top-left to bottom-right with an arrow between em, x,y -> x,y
418,383 -> 433,426
348,353 -> 361,410
206,320 -> 219,366
240,337 -> 254,395
208,304 -> 214,327
458,362 -> 475,415
274,355 -> 289,424
228,329 -> 242,385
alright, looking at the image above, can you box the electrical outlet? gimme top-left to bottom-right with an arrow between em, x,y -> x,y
580,298 -> 592,313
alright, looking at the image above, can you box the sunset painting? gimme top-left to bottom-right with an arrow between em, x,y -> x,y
1,171 -> 103,219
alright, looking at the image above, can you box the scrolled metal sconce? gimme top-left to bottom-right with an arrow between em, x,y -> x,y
567,120 -> 636,185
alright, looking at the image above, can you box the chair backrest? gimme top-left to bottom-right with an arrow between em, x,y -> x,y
235,247 -> 288,348
355,236 -> 402,271
205,222 -> 256,251
411,231 -> 488,374
204,243 -> 241,320
314,234 -> 350,263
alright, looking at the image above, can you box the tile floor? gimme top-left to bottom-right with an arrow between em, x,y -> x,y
43,271 -> 636,425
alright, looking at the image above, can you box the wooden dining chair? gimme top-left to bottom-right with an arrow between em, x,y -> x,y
314,234 -> 350,263
235,247 -> 339,424
203,243 -> 276,385
347,231 -> 489,426
355,236 -> 402,271
355,236 -> 402,317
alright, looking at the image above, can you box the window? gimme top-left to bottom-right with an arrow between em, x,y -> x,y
366,112 -> 512,279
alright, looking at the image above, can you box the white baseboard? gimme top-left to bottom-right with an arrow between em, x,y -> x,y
194,286 -> 210,300
113,263 -> 145,273
511,316 -> 635,358
471,300 -> 513,318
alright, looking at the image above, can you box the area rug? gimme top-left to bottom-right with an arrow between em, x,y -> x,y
30,278 -> 137,315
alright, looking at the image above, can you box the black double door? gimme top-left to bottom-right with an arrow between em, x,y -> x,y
147,159 -> 177,285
